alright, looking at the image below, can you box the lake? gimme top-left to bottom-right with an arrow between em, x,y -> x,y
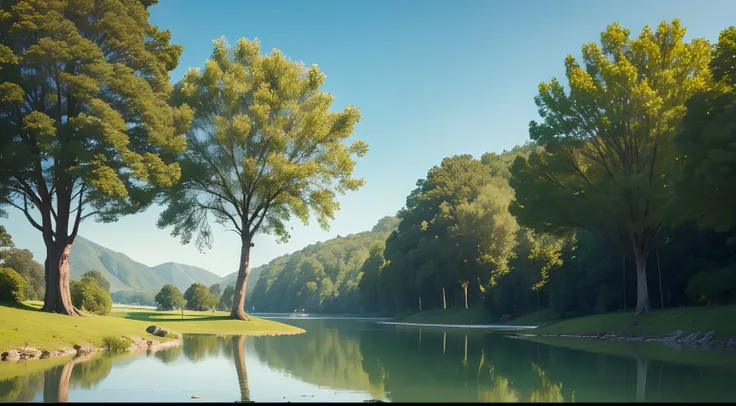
2,317 -> 736,402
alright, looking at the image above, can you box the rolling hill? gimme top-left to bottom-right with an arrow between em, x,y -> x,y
69,236 -> 223,293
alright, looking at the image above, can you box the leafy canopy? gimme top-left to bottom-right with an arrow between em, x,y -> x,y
70,276 -> 112,315
677,26 -> 736,232
0,266 -> 26,303
82,270 -> 110,292
184,282 -> 217,311
155,283 -> 186,311
511,19 -> 712,254
0,0 -> 192,243
158,37 -> 368,247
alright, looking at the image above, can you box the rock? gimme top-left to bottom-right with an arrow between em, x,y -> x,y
39,351 -> 50,359
678,332 -> 702,345
663,340 -> 682,351
145,325 -> 170,338
666,330 -> 684,340
698,331 -> 715,344
2,350 -> 19,362
75,344 -> 94,355
73,344 -> 81,351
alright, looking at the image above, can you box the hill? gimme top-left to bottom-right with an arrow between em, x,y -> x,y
152,262 -> 223,292
69,236 -> 220,294
247,216 -> 400,313
219,265 -> 265,296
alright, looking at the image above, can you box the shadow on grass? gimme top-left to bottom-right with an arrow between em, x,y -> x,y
119,311 -> 233,323
2,302 -> 44,312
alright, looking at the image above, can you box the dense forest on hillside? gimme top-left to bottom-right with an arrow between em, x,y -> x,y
247,216 -> 399,313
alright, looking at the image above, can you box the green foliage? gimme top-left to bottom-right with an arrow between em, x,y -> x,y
219,284 -> 235,311
101,336 -> 133,353
154,284 -> 186,311
70,276 -> 112,315
0,225 -> 13,262
677,26 -> 736,232
510,19 -> 712,315
686,265 -> 736,305
158,36 -> 367,250
81,270 -> 111,292
209,283 -> 222,299
0,266 -> 26,303
184,282 -> 217,311
249,219 -> 396,312
0,0 -> 191,313
1,248 -> 44,300
371,216 -> 401,233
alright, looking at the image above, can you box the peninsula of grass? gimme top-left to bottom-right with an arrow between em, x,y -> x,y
0,302 -> 304,356
530,305 -> 736,339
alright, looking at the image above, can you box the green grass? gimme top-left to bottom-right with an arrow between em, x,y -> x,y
506,309 -> 561,326
109,306 -> 305,335
100,335 -> 133,352
395,304 -> 491,325
0,302 -> 304,354
532,305 -> 736,339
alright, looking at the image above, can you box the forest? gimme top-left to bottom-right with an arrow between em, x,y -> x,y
356,21 -> 736,320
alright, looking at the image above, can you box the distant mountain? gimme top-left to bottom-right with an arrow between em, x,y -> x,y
219,265 -> 265,296
152,262 -> 223,292
69,236 -> 221,293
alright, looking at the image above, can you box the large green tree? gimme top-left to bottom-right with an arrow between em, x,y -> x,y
510,20 -> 711,315
154,283 -> 186,311
158,37 -> 367,320
677,27 -> 736,232
183,282 -> 217,311
2,248 -> 44,300
0,0 -> 192,315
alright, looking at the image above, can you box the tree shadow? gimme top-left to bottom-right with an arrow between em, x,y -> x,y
119,311 -> 230,323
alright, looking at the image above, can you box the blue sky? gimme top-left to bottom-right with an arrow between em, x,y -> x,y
3,0 -> 735,277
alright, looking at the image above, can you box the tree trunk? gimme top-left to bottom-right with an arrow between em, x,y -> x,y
442,331 -> 446,355
463,284 -> 468,309
633,247 -> 651,316
442,287 -> 447,310
656,247 -> 664,309
635,354 -> 648,403
622,255 -> 627,310
418,293 -> 422,312
41,243 -> 82,316
230,240 -> 252,321
232,335 -> 250,402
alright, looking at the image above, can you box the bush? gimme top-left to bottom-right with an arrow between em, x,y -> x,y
184,282 -> 218,311
686,265 -> 736,305
70,277 -> 112,315
101,336 -> 133,352
0,267 -> 27,303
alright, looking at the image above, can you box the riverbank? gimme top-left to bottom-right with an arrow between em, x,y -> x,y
0,302 -> 304,362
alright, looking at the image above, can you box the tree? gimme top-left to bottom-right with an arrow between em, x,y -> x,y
2,248 -> 44,300
0,0 -> 192,316
510,20 -> 711,315
184,282 -> 217,311
0,225 -> 13,261
219,284 -> 235,311
157,37 -> 367,320
81,271 -> 110,292
209,283 -> 222,299
371,216 -> 401,233
154,284 -> 186,311
677,27 -> 736,232
69,276 -> 111,315
0,266 -> 26,303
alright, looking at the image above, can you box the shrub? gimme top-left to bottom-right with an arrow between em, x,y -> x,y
184,282 -> 218,311
0,267 -> 26,303
686,265 -> 736,305
70,277 -> 112,315
101,336 -> 133,353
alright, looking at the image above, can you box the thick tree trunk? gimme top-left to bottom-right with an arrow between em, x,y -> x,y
41,243 -> 82,316
633,247 -> 651,316
230,241 -> 252,321
233,335 -> 250,402
442,287 -> 447,310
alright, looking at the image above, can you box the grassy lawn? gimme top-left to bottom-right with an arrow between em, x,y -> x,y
532,305 -> 736,339
506,309 -> 561,326
395,304 -> 491,325
109,306 -> 305,335
0,302 -> 304,354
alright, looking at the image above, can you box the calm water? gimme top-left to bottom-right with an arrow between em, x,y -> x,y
2,317 -> 736,402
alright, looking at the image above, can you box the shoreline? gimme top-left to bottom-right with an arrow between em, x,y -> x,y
377,321 -> 537,329
515,330 -> 736,351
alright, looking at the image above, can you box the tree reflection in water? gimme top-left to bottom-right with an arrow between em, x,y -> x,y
232,335 -> 251,402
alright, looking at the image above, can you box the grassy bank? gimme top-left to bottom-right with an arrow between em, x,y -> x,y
532,305 -> 736,339
0,302 -> 304,354
394,304 -> 491,325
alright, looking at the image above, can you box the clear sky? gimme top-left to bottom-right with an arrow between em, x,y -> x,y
2,0 -> 735,277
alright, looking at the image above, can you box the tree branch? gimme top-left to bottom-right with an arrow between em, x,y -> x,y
69,187 -> 85,243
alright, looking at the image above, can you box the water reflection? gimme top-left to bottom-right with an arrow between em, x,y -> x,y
0,319 -> 735,402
